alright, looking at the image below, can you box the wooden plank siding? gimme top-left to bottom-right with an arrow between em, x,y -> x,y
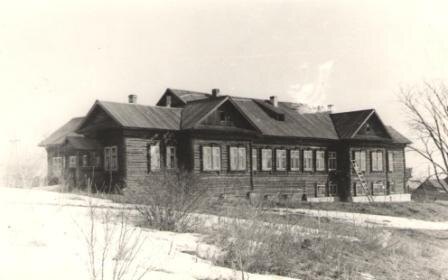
192,138 -> 252,197
348,143 -> 406,198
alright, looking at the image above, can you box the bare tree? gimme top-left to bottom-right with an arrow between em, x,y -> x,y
401,82 -> 448,193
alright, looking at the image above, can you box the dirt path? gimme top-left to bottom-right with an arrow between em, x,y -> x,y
270,207 -> 448,230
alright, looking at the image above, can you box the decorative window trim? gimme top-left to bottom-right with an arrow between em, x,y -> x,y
290,149 -> 300,171
276,149 -> 287,171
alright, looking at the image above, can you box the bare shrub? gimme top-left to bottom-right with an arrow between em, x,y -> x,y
76,200 -> 152,280
124,170 -> 208,232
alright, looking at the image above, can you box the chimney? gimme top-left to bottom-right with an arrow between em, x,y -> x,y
327,104 -> 334,112
128,94 -> 138,104
166,95 -> 172,107
269,96 -> 278,107
211,88 -> 220,98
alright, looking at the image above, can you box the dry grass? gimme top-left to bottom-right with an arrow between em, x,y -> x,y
199,203 -> 448,280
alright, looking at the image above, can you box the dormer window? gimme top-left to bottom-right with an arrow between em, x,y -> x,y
218,110 -> 232,126
365,123 -> 371,132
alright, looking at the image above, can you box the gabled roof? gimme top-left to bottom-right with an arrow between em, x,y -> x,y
156,88 -> 211,106
330,109 -> 375,139
169,89 -> 211,103
39,117 -> 85,147
44,88 -> 411,146
421,178 -> 448,193
181,96 -> 229,129
386,126 -> 412,144
78,101 -> 182,131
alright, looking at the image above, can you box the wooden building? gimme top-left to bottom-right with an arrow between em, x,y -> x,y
40,89 -> 411,201
412,178 -> 448,201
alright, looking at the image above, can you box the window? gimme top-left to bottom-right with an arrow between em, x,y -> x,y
315,183 -> 326,197
91,152 -> 101,167
82,154 -> 88,167
303,150 -> 313,171
354,151 -> 366,172
276,149 -> 287,171
387,151 -> 394,172
290,150 -> 300,171
69,155 -> 77,168
148,143 -> 160,171
104,146 -> 118,171
328,151 -> 337,170
52,157 -> 63,176
166,146 -> 176,169
261,149 -> 272,171
372,181 -> 385,195
316,151 -> 325,171
218,110 -> 232,126
252,149 -> 258,171
202,146 -> 221,171
371,151 -> 383,171
230,147 -> 246,171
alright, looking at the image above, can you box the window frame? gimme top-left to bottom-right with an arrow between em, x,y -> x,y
276,149 -> 287,171
148,143 -> 161,172
353,150 -> 367,172
202,145 -> 221,171
252,148 -> 258,171
387,151 -> 394,172
371,151 -> 383,172
166,146 -> 176,170
328,151 -> 337,171
229,146 -> 246,171
290,149 -> 300,171
261,148 -> 273,171
104,146 -> 118,171
69,155 -> 77,169
303,150 -> 314,172
82,154 -> 88,167
315,150 -> 326,171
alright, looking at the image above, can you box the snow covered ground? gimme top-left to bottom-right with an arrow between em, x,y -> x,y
0,187 -> 295,280
270,207 -> 448,230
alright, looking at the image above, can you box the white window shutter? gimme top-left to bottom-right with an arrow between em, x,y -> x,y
239,147 -> 246,170
212,146 -> 221,170
202,146 -> 211,170
150,144 -> 160,171
230,147 -> 237,170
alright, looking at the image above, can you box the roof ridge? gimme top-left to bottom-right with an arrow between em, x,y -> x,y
330,108 -> 375,115
97,100 -> 183,110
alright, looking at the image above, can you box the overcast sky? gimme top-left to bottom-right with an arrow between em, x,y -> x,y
1,0 -> 448,176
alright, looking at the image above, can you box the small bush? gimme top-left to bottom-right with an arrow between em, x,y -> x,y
124,170 -> 207,232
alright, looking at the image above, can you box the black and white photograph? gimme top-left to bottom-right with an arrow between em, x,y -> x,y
1,0 -> 448,279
